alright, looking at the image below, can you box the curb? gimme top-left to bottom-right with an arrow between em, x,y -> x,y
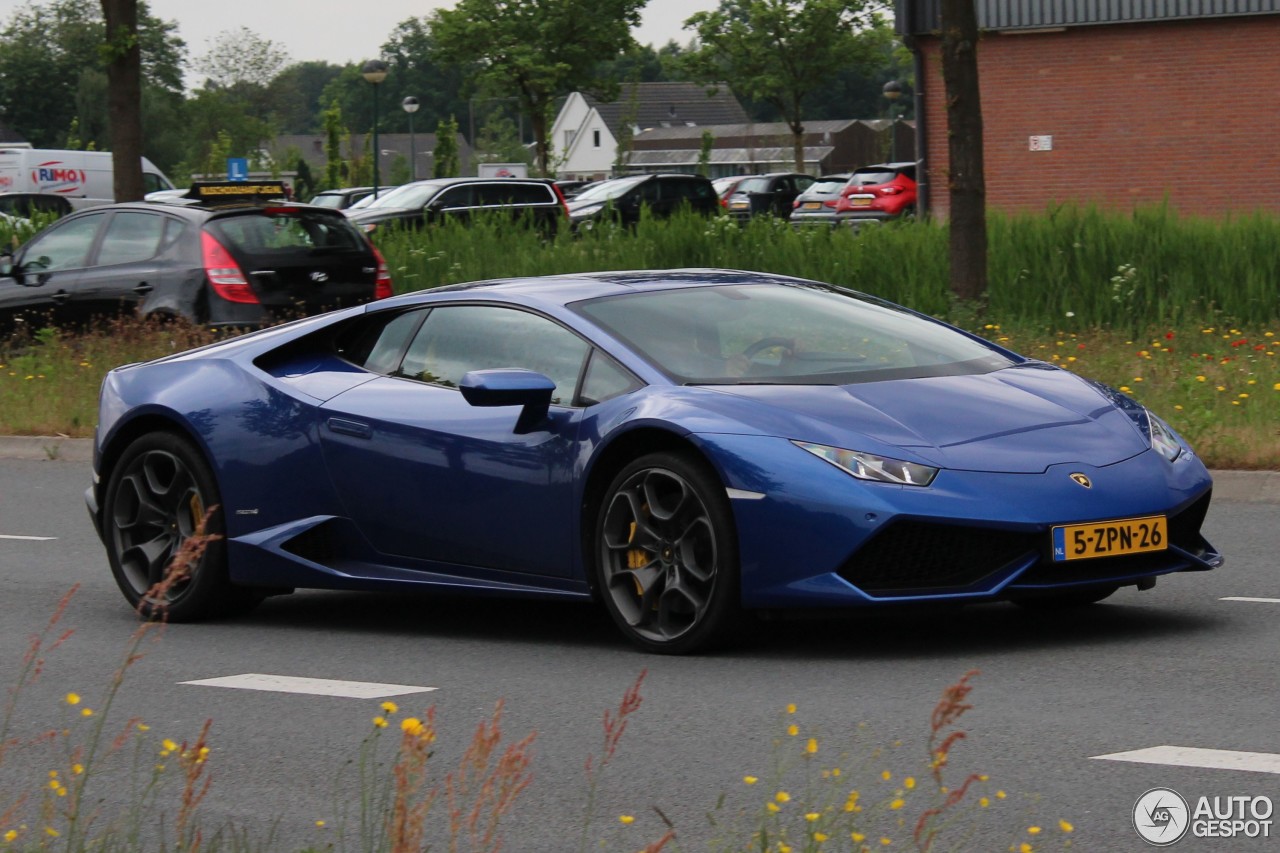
2,436 -> 1277,504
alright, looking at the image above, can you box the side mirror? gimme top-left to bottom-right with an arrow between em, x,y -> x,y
459,368 -> 555,434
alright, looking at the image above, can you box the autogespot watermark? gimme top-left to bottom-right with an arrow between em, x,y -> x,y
1133,787 -> 1274,845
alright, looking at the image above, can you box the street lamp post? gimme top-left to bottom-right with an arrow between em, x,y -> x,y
882,80 -> 902,162
361,59 -> 388,197
402,96 -> 420,181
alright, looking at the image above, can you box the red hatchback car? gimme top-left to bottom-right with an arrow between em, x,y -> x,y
834,162 -> 917,224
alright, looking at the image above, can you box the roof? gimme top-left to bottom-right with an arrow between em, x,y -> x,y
633,119 -> 861,143
896,0 -> 1280,33
584,82 -> 750,137
628,147 -> 836,167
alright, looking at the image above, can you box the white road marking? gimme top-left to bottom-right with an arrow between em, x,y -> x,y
1221,596 -> 1280,604
180,673 -> 437,699
0,534 -> 56,541
1093,746 -> 1280,775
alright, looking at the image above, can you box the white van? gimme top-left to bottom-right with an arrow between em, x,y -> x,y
0,147 -> 174,209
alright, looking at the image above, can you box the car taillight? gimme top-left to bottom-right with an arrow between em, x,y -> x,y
200,231 -> 258,303
371,244 -> 393,299
550,182 -> 571,218
721,197 -> 730,208
823,200 -> 838,208
881,186 -> 901,195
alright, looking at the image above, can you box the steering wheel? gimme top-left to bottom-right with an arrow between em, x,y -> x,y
740,336 -> 796,361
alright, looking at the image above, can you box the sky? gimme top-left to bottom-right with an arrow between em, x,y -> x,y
0,0 -> 719,67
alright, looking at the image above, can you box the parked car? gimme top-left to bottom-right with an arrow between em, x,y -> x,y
566,174 -> 719,229
0,147 -> 174,209
309,186 -> 396,210
345,177 -> 567,234
0,191 -> 73,222
723,173 -> 815,221
554,179 -> 597,199
788,173 -> 852,226
0,181 -> 391,332
712,176 -> 743,208
85,268 -> 1219,654
833,162 -> 917,224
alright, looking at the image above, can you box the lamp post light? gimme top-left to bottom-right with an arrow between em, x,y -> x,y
882,80 -> 902,162
402,96 -> 420,181
361,59 -> 388,197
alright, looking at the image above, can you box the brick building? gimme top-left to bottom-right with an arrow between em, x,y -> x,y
897,0 -> 1280,218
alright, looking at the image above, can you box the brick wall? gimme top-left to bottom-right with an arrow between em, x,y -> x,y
917,15 -> 1280,218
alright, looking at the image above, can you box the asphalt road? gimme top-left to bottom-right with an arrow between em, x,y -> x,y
1,457 -> 1278,852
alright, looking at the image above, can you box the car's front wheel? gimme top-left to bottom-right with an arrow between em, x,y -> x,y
103,432 -> 260,621
595,451 -> 741,654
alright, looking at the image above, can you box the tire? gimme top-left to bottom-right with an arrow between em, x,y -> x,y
594,451 -> 742,654
1011,585 -> 1118,610
103,432 -> 261,621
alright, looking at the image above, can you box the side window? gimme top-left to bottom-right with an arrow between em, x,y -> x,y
396,305 -> 590,406
580,350 -> 640,406
637,180 -> 662,204
334,308 -> 429,372
142,172 -> 167,193
95,212 -> 167,266
435,186 -> 472,208
20,212 -> 104,272
795,176 -> 815,192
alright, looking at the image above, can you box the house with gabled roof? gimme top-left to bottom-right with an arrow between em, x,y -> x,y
551,82 -> 750,180
897,0 -> 1280,217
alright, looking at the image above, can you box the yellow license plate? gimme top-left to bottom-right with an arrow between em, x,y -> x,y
802,201 -> 821,209
730,202 -> 749,209
1052,516 -> 1167,561
848,196 -> 874,207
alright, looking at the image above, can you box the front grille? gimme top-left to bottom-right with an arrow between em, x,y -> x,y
838,489 -> 1214,597
837,521 -> 1039,595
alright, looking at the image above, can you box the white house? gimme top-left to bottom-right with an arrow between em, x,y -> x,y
550,82 -> 749,180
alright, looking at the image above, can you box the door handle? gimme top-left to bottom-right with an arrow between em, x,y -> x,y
327,417 -> 372,439
133,282 -> 153,294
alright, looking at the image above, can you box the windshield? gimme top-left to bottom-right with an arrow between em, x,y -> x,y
575,282 -> 1015,385
850,170 -> 897,186
572,176 -> 647,203
309,194 -> 345,209
804,177 -> 850,195
356,182 -> 443,210
734,177 -> 770,193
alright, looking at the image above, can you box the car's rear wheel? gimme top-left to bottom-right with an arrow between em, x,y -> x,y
104,432 -> 261,621
1011,585 -> 1119,610
595,451 -> 741,654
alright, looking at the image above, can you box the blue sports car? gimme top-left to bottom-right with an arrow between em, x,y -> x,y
86,270 -> 1222,654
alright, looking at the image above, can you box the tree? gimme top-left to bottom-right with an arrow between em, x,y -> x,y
322,100 -> 344,189
433,116 -> 460,178
430,0 -> 647,176
683,0 -> 892,172
940,0 -> 986,303
193,26 -> 288,89
100,0 -> 144,201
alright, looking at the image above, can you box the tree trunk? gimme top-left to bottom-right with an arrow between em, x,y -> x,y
789,119 -> 805,174
530,107 -> 550,178
940,0 -> 987,304
101,0 -> 145,202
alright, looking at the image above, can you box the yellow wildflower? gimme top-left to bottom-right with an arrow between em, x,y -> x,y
775,791 -> 791,803
1019,845 -> 1033,853
619,815 -> 635,825
787,724 -> 799,737
65,693 -> 80,706
81,708 -> 93,717
162,739 -> 178,752
380,701 -> 398,714
372,716 -> 388,728
889,798 -> 904,810
786,703 -> 797,714
45,828 -> 59,838
805,812 -> 820,822
1028,826 -> 1041,835
881,770 -> 892,781
744,776 -> 758,785
996,790 -> 1007,799
979,797 -> 990,807
806,738 -> 818,754
852,832 -> 866,843
904,777 -> 915,789
814,832 -> 828,842
766,802 -> 780,813
4,829 -> 17,842
1059,819 -> 1074,833
315,821 -> 326,828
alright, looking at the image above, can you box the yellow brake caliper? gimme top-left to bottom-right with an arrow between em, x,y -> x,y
625,520 -> 647,596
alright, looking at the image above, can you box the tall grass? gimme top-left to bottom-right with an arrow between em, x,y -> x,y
375,205 -> 1280,330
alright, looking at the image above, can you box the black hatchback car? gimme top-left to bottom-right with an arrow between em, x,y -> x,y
565,174 -> 719,229
345,177 -> 567,234
0,182 -> 391,332
723,172 -> 814,221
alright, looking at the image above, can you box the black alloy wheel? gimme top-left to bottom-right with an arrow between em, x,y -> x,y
104,432 -> 259,621
596,451 -> 741,654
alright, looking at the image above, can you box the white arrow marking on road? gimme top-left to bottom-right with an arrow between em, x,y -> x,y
1093,746 -> 1280,775
1221,596 -> 1280,604
0,534 -> 56,541
181,673 -> 436,699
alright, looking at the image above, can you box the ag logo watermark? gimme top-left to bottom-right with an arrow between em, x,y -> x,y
1134,788 -> 1189,846
1133,788 -> 1274,845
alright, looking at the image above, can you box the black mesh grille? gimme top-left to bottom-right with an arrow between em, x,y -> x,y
280,520 -> 340,567
836,521 -> 1039,594
838,489 -> 1214,597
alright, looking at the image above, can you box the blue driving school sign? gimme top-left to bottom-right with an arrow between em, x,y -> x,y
226,158 -> 249,182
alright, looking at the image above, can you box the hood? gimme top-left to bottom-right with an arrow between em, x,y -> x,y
706,365 -> 1148,473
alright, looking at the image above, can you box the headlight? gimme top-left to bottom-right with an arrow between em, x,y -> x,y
569,205 -> 603,220
1147,411 -> 1183,462
793,440 -> 938,486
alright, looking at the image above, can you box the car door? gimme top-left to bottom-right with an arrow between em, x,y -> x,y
318,304 -> 591,577
72,209 -> 171,321
0,210 -> 106,328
